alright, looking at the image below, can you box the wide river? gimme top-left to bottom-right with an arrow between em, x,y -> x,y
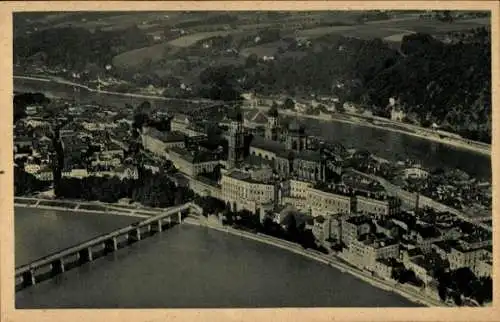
15,207 -> 421,308
14,77 -> 491,180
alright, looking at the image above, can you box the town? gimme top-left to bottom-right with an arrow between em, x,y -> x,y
13,88 -> 492,306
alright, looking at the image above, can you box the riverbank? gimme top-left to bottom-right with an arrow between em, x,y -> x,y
14,75 -> 213,103
244,105 -> 491,156
184,216 -> 447,307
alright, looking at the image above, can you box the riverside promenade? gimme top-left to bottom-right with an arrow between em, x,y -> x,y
184,217 -> 447,307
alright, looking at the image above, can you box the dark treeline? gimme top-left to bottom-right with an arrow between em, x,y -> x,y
13,92 -> 51,123
14,26 -> 150,70
14,167 -> 51,196
435,267 -> 492,306
55,170 -> 194,208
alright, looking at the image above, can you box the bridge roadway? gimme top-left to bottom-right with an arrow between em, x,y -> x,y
15,202 -> 202,291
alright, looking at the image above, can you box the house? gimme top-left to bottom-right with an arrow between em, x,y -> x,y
403,166 -> 430,180
341,214 -> 373,246
410,225 -> 443,253
344,233 -> 400,271
374,257 -> 403,280
406,255 -> 435,285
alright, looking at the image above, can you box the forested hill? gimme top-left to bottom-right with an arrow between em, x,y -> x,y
216,27 -> 491,143
365,29 -> 491,143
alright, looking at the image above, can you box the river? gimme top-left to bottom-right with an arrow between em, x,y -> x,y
14,77 -> 491,180
15,207 -> 421,308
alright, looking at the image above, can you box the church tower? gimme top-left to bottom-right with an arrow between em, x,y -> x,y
285,119 -> 307,152
265,104 -> 280,141
227,106 -> 245,169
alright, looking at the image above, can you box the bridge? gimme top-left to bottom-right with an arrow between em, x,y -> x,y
15,202 -> 202,291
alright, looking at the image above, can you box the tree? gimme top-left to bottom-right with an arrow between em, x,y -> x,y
245,53 -> 258,68
283,98 -> 295,110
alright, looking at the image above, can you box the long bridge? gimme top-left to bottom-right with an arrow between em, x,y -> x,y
15,202 -> 202,291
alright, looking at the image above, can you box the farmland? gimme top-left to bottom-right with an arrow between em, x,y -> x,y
167,31 -> 233,47
112,43 -> 179,69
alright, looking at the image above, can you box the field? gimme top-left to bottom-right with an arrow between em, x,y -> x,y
112,42 -> 179,69
240,40 -> 290,58
167,31 -> 235,47
296,16 -> 490,42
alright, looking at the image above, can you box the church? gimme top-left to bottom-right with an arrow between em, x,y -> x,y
225,105 -> 341,183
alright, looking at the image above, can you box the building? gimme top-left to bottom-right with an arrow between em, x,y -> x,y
410,225 -> 443,253
35,167 -> 54,182
312,214 -> 342,244
221,169 -> 278,212
288,179 -> 313,199
354,195 -> 401,217
168,147 -> 222,177
226,108 -> 246,168
447,242 -> 489,271
62,167 -> 89,179
341,214 -> 373,246
345,233 -> 400,271
171,113 -> 207,138
307,186 -> 352,217
403,166 -> 430,180
264,105 -> 280,141
374,258 -> 401,280
405,255 -> 435,285
285,119 -> 307,152
474,259 -> 492,278
142,127 -> 185,156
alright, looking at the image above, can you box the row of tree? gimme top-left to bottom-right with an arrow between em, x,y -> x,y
54,170 -> 194,208
435,267 -> 492,306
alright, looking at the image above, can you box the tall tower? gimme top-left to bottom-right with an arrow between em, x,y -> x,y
265,104 -> 279,141
227,106 -> 245,168
286,119 -> 307,152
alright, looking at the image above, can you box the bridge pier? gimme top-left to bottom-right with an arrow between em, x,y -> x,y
128,228 -> 141,242
104,237 -> 118,252
22,269 -> 36,287
151,220 -> 162,232
78,247 -> 93,263
51,258 -> 65,275
178,211 -> 182,223
167,216 -> 172,226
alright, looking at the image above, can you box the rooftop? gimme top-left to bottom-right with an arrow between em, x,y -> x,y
345,214 -> 373,226
225,169 -> 276,185
250,135 -> 290,159
170,147 -> 220,164
146,127 -> 185,143
414,225 -> 442,239
358,233 -> 398,248
433,240 -> 459,253
411,255 -> 436,272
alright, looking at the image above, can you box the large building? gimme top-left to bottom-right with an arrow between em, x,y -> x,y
306,186 -> 353,217
221,168 -> 279,212
354,194 -> 401,217
141,126 -> 185,156
344,233 -> 400,271
168,147 -> 222,177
